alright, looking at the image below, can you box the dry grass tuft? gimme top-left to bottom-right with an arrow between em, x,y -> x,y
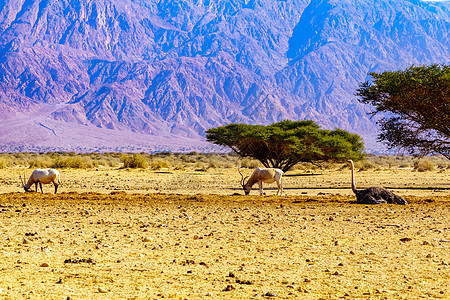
414,159 -> 435,172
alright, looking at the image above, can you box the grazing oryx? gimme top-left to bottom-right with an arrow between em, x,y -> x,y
20,169 -> 61,194
239,167 -> 284,196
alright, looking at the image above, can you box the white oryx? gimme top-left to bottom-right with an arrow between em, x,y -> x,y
20,169 -> 61,194
239,167 -> 284,196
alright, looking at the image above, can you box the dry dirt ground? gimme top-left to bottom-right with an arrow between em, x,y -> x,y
0,168 -> 448,299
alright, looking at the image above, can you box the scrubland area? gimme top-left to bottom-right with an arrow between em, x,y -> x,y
0,151 -> 449,172
0,152 -> 448,196
0,153 -> 448,299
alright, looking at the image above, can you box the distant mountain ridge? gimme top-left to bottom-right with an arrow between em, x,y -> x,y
0,0 -> 449,153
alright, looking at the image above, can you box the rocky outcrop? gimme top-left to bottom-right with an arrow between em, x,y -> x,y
0,0 -> 449,152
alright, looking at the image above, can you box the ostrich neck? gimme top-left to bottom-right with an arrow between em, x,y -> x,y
350,161 -> 357,194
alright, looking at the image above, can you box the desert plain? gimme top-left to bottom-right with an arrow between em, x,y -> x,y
0,166 -> 448,299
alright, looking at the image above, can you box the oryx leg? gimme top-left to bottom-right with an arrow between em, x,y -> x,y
277,181 -> 283,196
259,181 -> 263,195
53,180 -> 58,194
276,180 -> 283,196
39,182 -> 43,193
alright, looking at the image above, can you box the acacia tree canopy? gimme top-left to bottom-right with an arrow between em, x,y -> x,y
357,64 -> 450,159
205,120 -> 364,172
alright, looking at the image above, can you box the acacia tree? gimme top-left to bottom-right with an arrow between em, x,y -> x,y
206,120 -> 364,172
357,64 -> 450,159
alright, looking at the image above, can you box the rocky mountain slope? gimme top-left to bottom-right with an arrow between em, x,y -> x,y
0,0 -> 449,152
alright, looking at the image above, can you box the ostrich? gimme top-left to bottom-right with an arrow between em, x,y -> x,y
348,160 -> 407,205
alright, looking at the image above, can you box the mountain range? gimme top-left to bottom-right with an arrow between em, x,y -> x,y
0,0 -> 449,153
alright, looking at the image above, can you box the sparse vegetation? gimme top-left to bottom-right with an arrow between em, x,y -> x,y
354,160 -> 378,171
238,157 -> 261,169
0,152 -> 121,169
414,159 -> 435,172
0,152 -> 447,172
0,156 -> 11,168
149,157 -> 171,170
120,153 -> 148,169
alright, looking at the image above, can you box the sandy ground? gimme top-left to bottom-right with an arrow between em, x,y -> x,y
0,167 -> 448,299
1,167 -> 448,197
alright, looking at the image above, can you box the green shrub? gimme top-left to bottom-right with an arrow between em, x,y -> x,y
0,157 -> 11,168
51,156 -> 98,169
121,154 -> 148,169
194,161 -> 207,171
51,157 -> 69,168
172,161 -> 186,170
223,161 -> 235,169
208,158 -> 222,169
100,155 -> 121,167
239,158 -> 260,169
357,160 -> 377,171
67,157 -> 84,168
414,159 -> 434,172
149,158 -> 171,170
28,156 -> 53,168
